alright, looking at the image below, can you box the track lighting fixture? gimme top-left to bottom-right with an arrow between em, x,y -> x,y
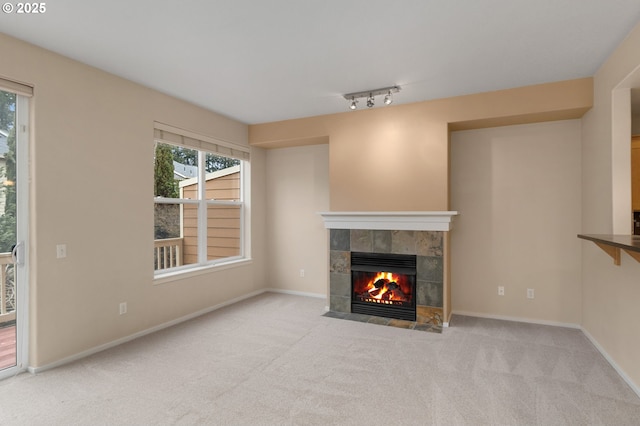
343,85 -> 400,111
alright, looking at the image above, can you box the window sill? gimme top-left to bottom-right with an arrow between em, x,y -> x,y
153,258 -> 253,286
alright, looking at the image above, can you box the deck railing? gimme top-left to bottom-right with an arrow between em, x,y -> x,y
0,253 -> 15,322
154,238 -> 183,271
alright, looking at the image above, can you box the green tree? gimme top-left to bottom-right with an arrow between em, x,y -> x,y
0,91 -> 16,253
170,145 -> 239,172
171,146 -> 196,166
0,91 -> 15,130
154,143 -> 178,198
205,153 -> 239,172
0,127 -> 16,252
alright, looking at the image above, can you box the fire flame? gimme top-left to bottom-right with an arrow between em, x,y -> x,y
364,272 -> 407,302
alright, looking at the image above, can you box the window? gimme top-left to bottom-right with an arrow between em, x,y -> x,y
153,124 -> 250,275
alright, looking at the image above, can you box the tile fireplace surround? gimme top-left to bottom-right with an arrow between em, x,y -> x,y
319,212 -> 457,331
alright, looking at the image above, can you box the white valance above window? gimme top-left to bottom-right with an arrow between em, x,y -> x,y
0,77 -> 33,97
154,122 -> 250,161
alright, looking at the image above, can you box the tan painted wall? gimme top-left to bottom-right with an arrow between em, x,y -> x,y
265,144 -> 329,296
581,21 -> 640,391
0,33 -> 267,367
450,120 -> 582,324
250,79 -> 592,212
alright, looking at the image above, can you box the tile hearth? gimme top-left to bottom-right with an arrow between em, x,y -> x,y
323,309 -> 443,333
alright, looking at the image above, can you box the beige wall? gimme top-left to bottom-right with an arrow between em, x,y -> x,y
265,144 -> 329,296
0,33 -> 267,367
450,120 -> 582,324
250,79 -> 592,212
252,78 -> 592,349
581,21 -> 640,390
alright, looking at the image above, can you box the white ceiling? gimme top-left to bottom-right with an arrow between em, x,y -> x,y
2,0 -> 640,124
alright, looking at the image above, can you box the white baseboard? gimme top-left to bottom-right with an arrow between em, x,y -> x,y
451,310 -> 581,329
581,327 -> 640,399
265,288 -> 326,299
28,289 -> 269,374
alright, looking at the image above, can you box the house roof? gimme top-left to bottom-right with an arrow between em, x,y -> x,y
173,161 -> 198,180
179,165 -> 240,188
1,1 -> 640,124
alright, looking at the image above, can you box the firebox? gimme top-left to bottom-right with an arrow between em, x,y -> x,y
351,252 -> 417,321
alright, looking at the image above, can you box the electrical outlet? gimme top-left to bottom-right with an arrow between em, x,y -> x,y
498,286 -> 505,296
56,244 -> 67,259
527,288 -> 535,299
119,302 -> 127,315
300,269 -> 305,277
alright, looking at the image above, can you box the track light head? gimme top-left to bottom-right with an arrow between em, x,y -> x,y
384,90 -> 393,105
349,97 -> 358,110
366,95 -> 374,108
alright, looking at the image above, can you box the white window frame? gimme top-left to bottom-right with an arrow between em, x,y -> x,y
153,123 -> 250,280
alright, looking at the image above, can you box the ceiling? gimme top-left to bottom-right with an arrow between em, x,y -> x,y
2,0 -> 640,124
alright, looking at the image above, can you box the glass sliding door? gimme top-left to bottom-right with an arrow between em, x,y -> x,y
0,89 -> 29,379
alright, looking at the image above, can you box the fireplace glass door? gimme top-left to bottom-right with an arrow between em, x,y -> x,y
351,252 -> 416,321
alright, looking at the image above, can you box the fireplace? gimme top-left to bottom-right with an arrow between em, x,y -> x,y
351,252 -> 417,321
322,211 -> 457,331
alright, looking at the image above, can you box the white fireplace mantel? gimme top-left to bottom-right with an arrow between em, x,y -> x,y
318,211 -> 458,231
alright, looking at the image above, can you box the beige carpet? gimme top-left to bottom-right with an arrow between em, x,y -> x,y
0,293 -> 639,425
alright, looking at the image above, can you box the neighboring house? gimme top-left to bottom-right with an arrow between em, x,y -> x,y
173,160 -> 197,180
179,165 -> 241,264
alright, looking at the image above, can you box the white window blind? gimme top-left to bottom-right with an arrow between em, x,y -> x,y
154,123 -> 250,161
0,77 -> 33,97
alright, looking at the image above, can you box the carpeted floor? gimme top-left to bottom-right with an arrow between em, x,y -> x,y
0,292 -> 639,425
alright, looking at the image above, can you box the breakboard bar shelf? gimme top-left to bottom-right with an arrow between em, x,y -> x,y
578,234 -> 640,265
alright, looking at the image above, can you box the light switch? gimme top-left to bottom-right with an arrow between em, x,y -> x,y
56,244 -> 67,259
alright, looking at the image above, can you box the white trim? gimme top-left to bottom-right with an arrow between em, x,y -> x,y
318,211 -> 458,231
451,310 -> 581,329
28,289 -> 269,374
581,327 -> 640,399
154,122 -> 250,160
154,258 -> 252,285
15,94 -> 29,372
0,76 -> 33,97
265,288 -> 327,299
